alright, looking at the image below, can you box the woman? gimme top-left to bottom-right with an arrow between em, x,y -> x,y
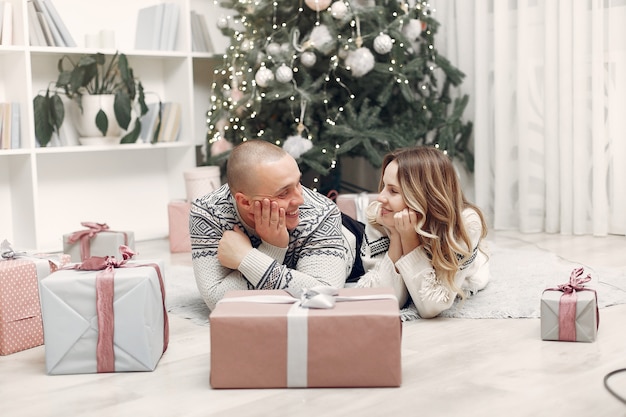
356,146 -> 490,318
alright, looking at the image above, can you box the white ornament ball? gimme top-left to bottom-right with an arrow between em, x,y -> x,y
308,24 -> 335,55
373,33 -> 393,54
280,43 -> 291,54
345,47 -> 375,78
254,67 -> 274,88
266,42 -> 281,56
330,1 -> 348,19
403,19 -> 423,41
275,64 -> 294,83
217,16 -> 229,29
300,51 -> 317,67
304,0 -> 332,11
283,135 -> 313,159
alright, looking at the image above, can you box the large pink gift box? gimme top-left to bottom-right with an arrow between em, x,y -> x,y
210,287 -> 402,388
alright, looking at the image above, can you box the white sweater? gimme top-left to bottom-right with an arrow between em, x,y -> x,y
356,208 -> 491,318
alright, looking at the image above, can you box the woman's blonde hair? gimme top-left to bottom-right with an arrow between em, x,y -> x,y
375,146 -> 487,298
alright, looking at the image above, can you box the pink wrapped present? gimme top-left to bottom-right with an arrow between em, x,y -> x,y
335,193 -> 378,222
0,240 -> 70,355
210,287 -> 402,388
541,267 -> 599,342
168,200 -> 191,253
39,246 -> 169,374
63,222 -> 135,262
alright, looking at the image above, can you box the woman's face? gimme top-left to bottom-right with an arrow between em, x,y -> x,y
377,160 -> 408,227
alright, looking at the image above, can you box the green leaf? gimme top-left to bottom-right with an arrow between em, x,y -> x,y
120,118 -> 142,144
95,109 -> 109,136
33,95 -> 53,147
50,94 -> 65,131
114,91 -> 132,129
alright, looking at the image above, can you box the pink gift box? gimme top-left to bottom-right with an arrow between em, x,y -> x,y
0,258 -> 55,355
168,200 -> 191,253
335,193 -> 378,221
210,287 -> 402,389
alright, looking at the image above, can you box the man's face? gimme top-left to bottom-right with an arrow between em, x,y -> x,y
248,154 -> 304,230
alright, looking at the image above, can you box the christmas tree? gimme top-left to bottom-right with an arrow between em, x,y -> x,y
206,0 -> 472,192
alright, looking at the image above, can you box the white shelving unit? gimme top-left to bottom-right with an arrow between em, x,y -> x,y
0,0 -> 230,251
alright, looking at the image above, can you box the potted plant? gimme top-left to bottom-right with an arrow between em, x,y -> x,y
33,52 -> 149,146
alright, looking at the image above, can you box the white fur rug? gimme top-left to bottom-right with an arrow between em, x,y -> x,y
164,240 -> 626,324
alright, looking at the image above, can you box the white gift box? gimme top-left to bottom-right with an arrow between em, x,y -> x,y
39,260 -> 168,375
63,226 -> 135,263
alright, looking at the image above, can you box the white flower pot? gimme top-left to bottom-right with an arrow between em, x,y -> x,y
73,94 -> 122,145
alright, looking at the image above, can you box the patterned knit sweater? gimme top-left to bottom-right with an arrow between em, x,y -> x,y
190,184 -> 353,311
357,207 -> 491,318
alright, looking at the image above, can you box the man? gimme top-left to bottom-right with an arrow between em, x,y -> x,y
190,140 -> 356,311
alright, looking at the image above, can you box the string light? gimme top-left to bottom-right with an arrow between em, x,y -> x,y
207,0 -> 458,188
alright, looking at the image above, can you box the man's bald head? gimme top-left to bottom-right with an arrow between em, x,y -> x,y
226,140 -> 290,194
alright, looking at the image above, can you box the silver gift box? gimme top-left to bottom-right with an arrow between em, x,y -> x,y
63,230 -> 135,262
39,260 -> 167,374
540,289 -> 598,342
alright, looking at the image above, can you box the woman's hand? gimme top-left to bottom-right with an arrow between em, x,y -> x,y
394,209 -> 421,254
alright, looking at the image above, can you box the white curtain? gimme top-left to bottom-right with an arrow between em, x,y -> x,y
433,0 -> 626,236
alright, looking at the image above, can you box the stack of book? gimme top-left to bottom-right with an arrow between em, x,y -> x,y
135,3 -> 180,51
27,0 -> 76,47
139,102 -> 182,144
0,102 -> 20,150
190,10 -> 214,53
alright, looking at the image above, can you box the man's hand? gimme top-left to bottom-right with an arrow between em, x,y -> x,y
218,225 -> 253,269
253,199 -> 289,248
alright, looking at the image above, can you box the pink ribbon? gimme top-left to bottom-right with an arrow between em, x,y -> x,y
553,267 -> 598,342
67,222 -> 129,261
72,245 -> 169,373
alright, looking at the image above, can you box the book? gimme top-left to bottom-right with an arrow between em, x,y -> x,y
196,12 -> 214,53
39,0 -> 76,47
10,102 -> 20,149
159,3 -> 179,51
33,0 -> 64,46
1,102 -> 11,149
27,1 -> 47,46
0,2 -> 5,45
135,4 -> 165,50
36,11 -> 55,46
1,1 -> 12,46
139,102 -> 161,143
155,102 -> 171,143
190,11 -> 205,52
160,102 -> 181,142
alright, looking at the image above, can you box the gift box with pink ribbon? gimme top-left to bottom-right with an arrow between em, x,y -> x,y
209,287 -> 402,389
0,240 -> 70,355
540,267 -> 599,342
167,200 -> 191,253
63,222 -> 135,262
39,246 -> 169,375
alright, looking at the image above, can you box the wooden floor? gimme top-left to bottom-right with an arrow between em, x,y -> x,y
2,230 -> 626,417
